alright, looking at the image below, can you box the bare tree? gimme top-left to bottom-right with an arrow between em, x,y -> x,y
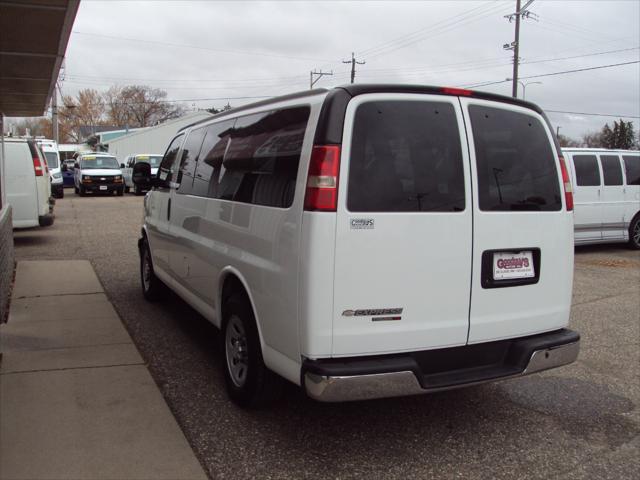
104,85 -> 185,128
59,89 -> 105,142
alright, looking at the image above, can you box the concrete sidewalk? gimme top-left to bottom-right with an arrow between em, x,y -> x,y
0,260 -> 207,480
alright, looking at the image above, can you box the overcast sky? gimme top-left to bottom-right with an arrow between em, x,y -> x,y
58,0 -> 640,139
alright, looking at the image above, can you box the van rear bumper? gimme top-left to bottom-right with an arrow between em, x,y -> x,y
38,213 -> 54,227
303,328 -> 579,402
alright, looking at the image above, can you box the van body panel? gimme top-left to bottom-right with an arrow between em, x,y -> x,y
332,93 -> 473,356
461,98 -> 573,344
299,212 -> 337,358
6,142 -> 39,227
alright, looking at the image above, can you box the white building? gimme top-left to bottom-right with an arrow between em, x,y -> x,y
107,111 -> 214,162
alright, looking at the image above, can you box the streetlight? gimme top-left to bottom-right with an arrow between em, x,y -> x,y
505,79 -> 542,100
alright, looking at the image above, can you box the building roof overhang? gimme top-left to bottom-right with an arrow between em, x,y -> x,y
0,0 -> 79,117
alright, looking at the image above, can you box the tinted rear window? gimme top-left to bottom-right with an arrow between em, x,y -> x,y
623,155 -> 640,185
600,155 -> 623,186
572,155 -> 601,186
469,105 -> 561,211
347,100 -> 465,212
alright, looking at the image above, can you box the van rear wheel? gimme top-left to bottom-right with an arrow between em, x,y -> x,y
222,294 -> 283,408
629,215 -> 640,250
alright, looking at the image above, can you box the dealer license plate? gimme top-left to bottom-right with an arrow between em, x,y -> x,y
493,251 -> 534,280
99,185 -> 107,191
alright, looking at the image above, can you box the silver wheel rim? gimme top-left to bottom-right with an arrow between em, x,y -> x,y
225,315 -> 248,387
142,248 -> 152,291
633,221 -> 640,246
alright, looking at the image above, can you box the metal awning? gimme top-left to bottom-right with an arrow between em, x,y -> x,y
0,0 -> 79,117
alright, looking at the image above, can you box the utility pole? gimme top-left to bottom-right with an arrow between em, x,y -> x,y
51,84 -> 59,144
343,52 -> 365,84
503,0 -> 537,98
310,69 -> 333,89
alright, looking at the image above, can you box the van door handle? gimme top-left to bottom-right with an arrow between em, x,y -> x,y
167,198 -> 172,221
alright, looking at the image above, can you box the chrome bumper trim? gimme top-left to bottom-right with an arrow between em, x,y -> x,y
304,340 -> 580,402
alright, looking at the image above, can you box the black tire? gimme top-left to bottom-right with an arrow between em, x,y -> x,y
222,294 -> 283,408
117,188 -> 124,196
125,186 -> 130,194
79,186 -> 86,197
134,185 -> 141,196
74,186 -> 79,194
629,214 -> 640,250
58,189 -> 64,199
140,238 -> 166,301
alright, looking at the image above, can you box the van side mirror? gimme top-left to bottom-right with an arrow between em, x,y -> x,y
132,161 -> 166,189
73,162 -> 79,169
120,163 -> 125,168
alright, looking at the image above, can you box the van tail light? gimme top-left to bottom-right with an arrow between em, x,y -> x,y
559,156 -> 573,211
304,145 -> 341,212
32,154 -> 44,176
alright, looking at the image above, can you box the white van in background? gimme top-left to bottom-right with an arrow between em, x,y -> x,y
122,154 -> 162,194
4,137 -> 54,228
135,85 -> 579,407
37,139 -> 64,198
562,148 -> 640,248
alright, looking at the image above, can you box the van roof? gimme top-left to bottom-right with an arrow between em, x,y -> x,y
177,84 -> 547,141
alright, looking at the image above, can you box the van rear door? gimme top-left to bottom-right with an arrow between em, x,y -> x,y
462,99 -> 573,344
332,94 -> 473,356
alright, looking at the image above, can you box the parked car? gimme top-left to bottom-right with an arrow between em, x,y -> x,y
37,139 -> 64,199
73,153 -> 125,196
562,148 -> 640,249
4,137 -> 54,228
122,154 -> 162,194
135,84 -> 579,407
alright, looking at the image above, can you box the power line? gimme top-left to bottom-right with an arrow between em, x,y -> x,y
357,0 -> 503,57
546,110 -> 640,119
464,60 -> 640,88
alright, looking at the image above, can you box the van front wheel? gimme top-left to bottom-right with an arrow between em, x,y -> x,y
222,295 -> 282,408
629,215 -> 640,250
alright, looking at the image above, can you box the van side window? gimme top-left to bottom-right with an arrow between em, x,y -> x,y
158,133 -> 185,183
192,119 -> 235,198
217,106 -> 310,208
177,127 -> 207,195
469,105 -> 561,211
348,101 -> 465,212
623,155 -> 640,185
600,155 -> 623,186
573,155 -> 601,186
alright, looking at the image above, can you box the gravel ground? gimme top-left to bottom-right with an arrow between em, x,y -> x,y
13,190 -> 640,480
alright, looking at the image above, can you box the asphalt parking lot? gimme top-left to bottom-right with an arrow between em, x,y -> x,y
12,190 -> 640,480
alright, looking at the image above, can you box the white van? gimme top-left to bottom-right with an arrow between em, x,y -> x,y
37,139 -> 64,199
122,154 -> 162,194
562,148 -> 640,248
135,85 -> 579,406
73,153 -> 125,196
4,137 -> 54,228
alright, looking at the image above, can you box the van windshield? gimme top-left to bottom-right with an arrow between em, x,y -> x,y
44,152 -> 59,168
80,156 -> 120,170
469,105 -> 561,211
136,155 -> 162,167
